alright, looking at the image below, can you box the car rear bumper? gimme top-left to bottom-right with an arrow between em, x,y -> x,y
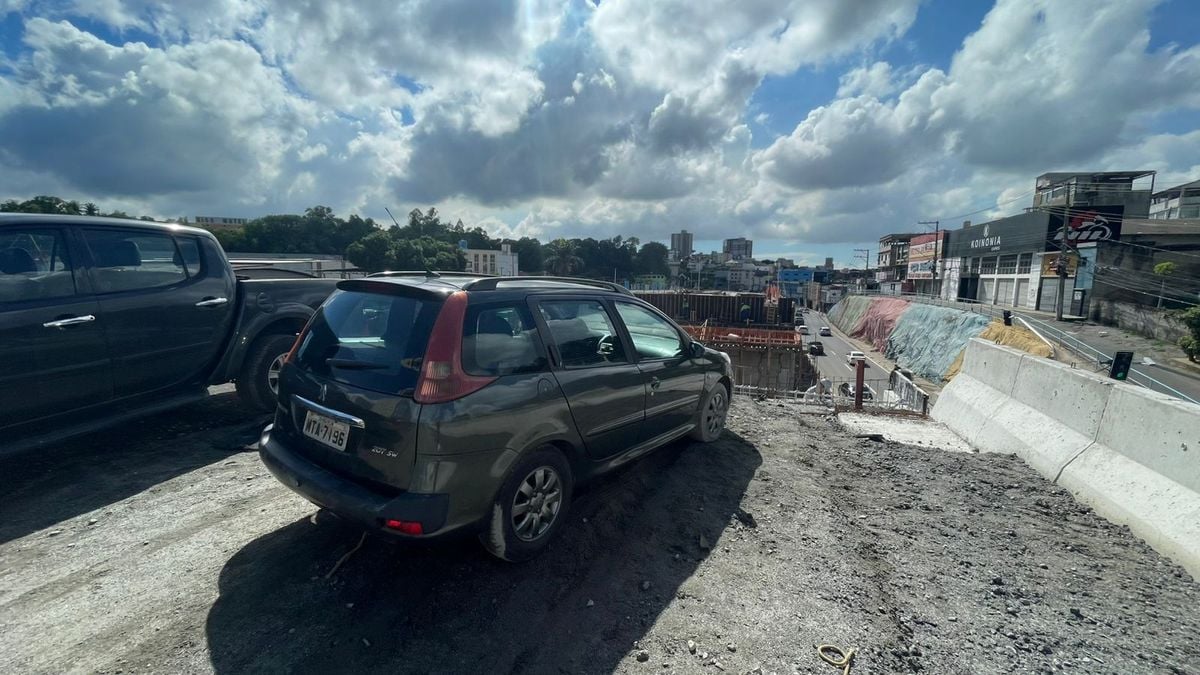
259,424 -> 451,538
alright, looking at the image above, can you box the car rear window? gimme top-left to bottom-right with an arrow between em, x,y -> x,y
295,290 -> 442,394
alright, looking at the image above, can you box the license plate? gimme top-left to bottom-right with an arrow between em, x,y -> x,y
302,410 -> 350,451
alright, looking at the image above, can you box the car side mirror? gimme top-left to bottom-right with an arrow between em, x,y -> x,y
689,341 -> 706,358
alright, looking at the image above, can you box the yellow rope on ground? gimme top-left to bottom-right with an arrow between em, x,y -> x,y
817,644 -> 855,675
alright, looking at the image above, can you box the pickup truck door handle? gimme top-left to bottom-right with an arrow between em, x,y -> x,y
195,297 -> 229,307
43,315 -> 96,329
649,376 -> 661,391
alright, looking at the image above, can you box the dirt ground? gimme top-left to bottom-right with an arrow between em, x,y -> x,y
1,388 -> 1197,674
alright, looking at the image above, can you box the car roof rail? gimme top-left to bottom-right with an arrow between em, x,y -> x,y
461,276 -> 633,295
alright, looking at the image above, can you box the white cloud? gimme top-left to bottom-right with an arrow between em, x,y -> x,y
0,0 -> 1198,254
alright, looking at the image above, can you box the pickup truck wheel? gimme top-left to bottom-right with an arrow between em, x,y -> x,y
480,446 -> 573,563
237,334 -> 296,412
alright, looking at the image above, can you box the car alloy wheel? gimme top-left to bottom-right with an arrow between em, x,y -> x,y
704,389 -> 728,437
511,466 -> 563,542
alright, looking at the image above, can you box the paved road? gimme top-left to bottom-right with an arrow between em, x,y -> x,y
1015,312 -> 1200,405
797,310 -> 889,395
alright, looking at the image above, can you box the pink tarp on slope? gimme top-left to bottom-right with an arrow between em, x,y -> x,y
850,297 -> 912,351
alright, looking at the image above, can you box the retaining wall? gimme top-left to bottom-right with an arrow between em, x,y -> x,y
934,338 -> 1200,579
884,304 -> 991,381
851,297 -> 911,351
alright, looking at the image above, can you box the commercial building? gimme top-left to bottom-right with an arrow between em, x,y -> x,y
722,237 -> 753,261
876,233 -> 919,293
942,170 -> 1158,315
669,229 -> 694,260
1149,179 -> 1200,220
906,231 -> 946,296
463,243 -> 518,276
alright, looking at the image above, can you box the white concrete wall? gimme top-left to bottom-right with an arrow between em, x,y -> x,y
934,339 -> 1200,579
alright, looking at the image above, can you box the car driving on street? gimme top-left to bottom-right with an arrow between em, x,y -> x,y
847,350 -> 866,366
258,273 -> 733,561
819,326 -> 832,336
808,340 -> 824,355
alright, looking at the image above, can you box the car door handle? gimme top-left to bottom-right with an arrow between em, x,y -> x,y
43,315 -> 96,329
195,297 -> 229,307
649,376 -> 661,390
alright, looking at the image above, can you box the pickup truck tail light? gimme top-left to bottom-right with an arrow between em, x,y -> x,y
414,291 -> 496,404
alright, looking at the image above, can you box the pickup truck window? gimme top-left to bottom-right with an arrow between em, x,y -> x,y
175,236 -> 202,277
0,229 -> 76,303
83,228 -> 187,293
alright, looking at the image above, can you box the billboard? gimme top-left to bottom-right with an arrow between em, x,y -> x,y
1048,206 -> 1123,246
906,232 -> 944,280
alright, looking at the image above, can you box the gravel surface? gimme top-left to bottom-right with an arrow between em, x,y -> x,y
0,390 -> 1196,674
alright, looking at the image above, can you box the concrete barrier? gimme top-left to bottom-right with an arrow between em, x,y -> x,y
934,338 -> 1200,579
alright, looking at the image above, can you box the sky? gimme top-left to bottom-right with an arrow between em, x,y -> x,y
1,0 -> 1199,267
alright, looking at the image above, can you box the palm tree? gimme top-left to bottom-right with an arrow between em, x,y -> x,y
546,238 -> 583,276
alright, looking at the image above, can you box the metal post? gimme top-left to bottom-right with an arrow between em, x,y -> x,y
1055,206 -> 1069,321
853,360 -> 865,411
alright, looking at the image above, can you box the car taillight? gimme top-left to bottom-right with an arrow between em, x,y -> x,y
414,291 -> 496,404
383,519 -> 423,535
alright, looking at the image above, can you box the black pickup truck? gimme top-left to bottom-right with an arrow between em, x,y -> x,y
0,214 -> 338,454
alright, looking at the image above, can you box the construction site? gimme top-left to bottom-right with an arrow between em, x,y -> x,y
634,290 -> 817,394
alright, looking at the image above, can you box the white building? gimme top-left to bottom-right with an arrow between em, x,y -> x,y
464,243 -> 519,276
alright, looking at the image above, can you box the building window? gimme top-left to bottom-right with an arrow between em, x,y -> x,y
980,256 -> 997,275
1017,253 -> 1032,274
998,255 -> 1018,275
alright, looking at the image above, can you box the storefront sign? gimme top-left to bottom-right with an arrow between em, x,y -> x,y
906,232 -> 945,279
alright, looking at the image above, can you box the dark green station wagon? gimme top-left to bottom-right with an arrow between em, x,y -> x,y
259,273 -> 732,561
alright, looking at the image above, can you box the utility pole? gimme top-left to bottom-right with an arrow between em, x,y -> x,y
918,220 -> 939,298
853,248 -> 870,290
1055,205 -> 1070,321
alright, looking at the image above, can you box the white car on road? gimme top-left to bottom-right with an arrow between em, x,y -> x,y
847,350 -> 866,366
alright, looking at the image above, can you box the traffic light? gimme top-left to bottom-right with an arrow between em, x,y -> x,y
1109,351 -> 1133,381
1002,310 -> 1013,326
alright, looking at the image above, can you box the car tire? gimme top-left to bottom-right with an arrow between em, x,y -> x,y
690,383 -> 729,443
480,446 -> 573,563
236,333 -> 296,412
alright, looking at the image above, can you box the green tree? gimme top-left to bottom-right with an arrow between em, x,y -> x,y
1154,261 -> 1177,309
634,241 -> 669,277
1179,306 -> 1200,363
506,237 -> 544,274
345,230 -> 396,273
545,238 -> 583,276
83,202 -> 100,216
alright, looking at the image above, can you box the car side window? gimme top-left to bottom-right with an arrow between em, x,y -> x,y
538,299 -> 627,368
83,228 -> 187,293
0,228 -> 77,303
462,303 -> 547,376
613,302 -> 685,360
